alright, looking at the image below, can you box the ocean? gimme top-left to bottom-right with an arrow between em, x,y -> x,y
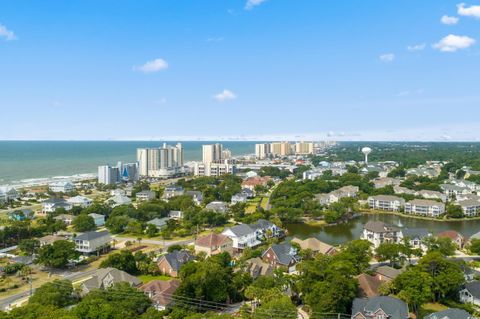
0,141 -> 257,185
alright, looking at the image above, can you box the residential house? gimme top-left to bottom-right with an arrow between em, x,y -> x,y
250,219 -> 282,239
141,279 -> 181,311
185,191 -> 203,205
351,296 -> 409,319
407,166 -> 441,178
74,230 -> 111,255
0,186 -> 19,204
393,186 -> 415,195
106,194 -> 131,207
168,210 -> 183,220
316,186 -> 359,206
67,196 -> 92,208
162,186 -> 184,199
357,274 -> 382,298
441,184 -> 473,199
262,242 -> 300,273
240,188 -> 255,199
49,181 -> 75,193
244,257 -> 274,279
291,237 -> 337,255
402,228 -> 431,251
136,190 -> 157,202
222,224 -> 261,251
241,176 -> 271,192
88,213 -> 106,227
157,250 -> 194,277
457,199 -> 480,217
147,217 -> 170,230
38,235 -> 64,246
460,281 -> 480,306
361,221 -> 402,248
424,308 -> 473,319
81,267 -> 141,295
367,195 -> 405,212
373,177 -> 401,189
194,233 -> 233,256
373,266 -> 404,282
8,209 -> 34,221
437,230 -> 465,248
231,193 -> 248,205
205,201 -> 228,213
404,199 -> 445,217
42,198 -> 73,214
416,190 -> 447,202
54,214 -> 76,225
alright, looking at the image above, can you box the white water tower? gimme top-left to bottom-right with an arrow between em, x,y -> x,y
362,147 -> 372,164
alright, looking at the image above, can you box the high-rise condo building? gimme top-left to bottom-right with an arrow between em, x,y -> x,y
136,143 -> 184,178
202,143 -> 223,164
295,142 -> 314,155
255,143 -> 271,159
270,142 -> 292,157
98,162 -> 139,185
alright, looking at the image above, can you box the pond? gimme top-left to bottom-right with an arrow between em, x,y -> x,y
285,214 -> 480,246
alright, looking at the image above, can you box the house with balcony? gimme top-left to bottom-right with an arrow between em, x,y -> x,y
367,195 -> 405,212
41,198 -> 73,214
441,184 -> 473,199
361,221 -> 402,248
457,199 -> 480,217
404,199 -> 445,217
49,181 -> 75,193
74,230 -> 111,255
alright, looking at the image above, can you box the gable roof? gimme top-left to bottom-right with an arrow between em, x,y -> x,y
374,266 -> 404,280
195,233 -> 231,248
82,267 -> 141,291
160,250 -> 194,272
357,274 -> 382,298
464,281 -> 480,298
140,279 -> 180,307
263,242 -> 299,266
75,230 -> 110,241
402,228 -> 431,240
291,237 -> 335,255
224,224 -> 255,237
437,230 -> 463,241
424,308 -> 473,319
364,221 -> 399,233
352,296 -> 408,319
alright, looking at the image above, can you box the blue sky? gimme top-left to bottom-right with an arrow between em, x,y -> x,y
1,0 -> 480,141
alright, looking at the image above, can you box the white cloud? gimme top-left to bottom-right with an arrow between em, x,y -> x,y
407,43 -> 426,52
457,3 -> 480,18
213,89 -> 237,102
433,34 -> 475,52
379,53 -> 395,62
245,0 -> 267,10
0,24 -> 16,41
441,15 -> 459,25
134,58 -> 168,73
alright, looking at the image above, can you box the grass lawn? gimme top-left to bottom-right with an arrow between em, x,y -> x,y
418,303 -> 448,318
138,274 -> 172,283
245,203 -> 258,214
260,197 -> 269,209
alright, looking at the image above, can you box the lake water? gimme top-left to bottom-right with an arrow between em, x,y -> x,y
286,214 -> 480,246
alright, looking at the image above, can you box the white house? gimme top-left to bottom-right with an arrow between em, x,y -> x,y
168,210 -> 183,220
49,181 -> 76,193
0,186 -> 19,204
162,186 -> 184,199
404,199 -> 445,217
231,193 -> 248,205
74,230 -> 111,255
136,190 -> 156,202
460,281 -> 480,306
106,194 -> 131,207
361,221 -> 402,248
88,213 -> 106,226
315,185 -> 359,206
222,224 -> 261,251
54,214 -> 76,225
67,196 -> 92,208
42,198 -> 73,214
205,201 -> 228,213
367,195 -> 405,212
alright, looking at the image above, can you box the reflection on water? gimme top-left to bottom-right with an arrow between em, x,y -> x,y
285,214 -> 480,246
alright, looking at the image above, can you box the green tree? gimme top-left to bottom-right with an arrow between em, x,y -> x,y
341,239 -> 372,274
8,304 -> 77,319
100,250 -> 138,274
18,239 -> 40,255
469,238 -> 480,255
36,240 -> 79,268
446,204 -> 464,218
375,242 -> 403,267
424,237 -> 457,256
146,224 -> 158,237
72,213 -> 96,232
253,295 -> 297,319
29,279 -> 74,307
394,267 -> 433,315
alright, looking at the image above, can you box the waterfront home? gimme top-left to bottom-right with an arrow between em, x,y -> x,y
162,185 -> 184,199
49,181 -> 75,193
141,279 -> 180,311
42,198 -> 73,214
194,233 -> 233,256
404,199 -> 445,217
74,230 -> 111,255
88,213 -> 105,226
0,186 -> 19,204
351,296 -> 409,319
441,184 -> 473,199
81,267 -> 141,296
416,189 -> 447,202
424,308 -> 473,319
393,186 -> 416,195
291,237 -> 337,255
231,193 -> 248,205
168,210 -> 183,220
54,214 -> 76,225
460,281 -> 480,306
147,217 -> 170,230
222,224 -> 261,251
106,194 -> 131,207
205,201 -> 228,213
8,209 -> 34,221
262,242 -> 300,273
185,190 -> 203,205
438,230 -> 465,248
367,195 -> 405,212
402,228 -> 431,251
66,195 -> 92,208
250,219 -> 282,239
456,199 -> 480,217
372,177 -> 401,189
136,190 -> 157,202
157,250 -> 194,277
244,257 -> 274,279
361,221 -> 402,248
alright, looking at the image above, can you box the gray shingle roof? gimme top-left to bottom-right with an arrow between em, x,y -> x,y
264,242 -> 299,266
402,228 -> 431,240
352,296 -> 408,319
424,308 -> 473,319
75,230 -> 110,241
162,250 -> 194,272
227,224 -> 255,237
464,281 -> 480,298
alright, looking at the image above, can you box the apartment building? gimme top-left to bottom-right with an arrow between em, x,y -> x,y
137,143 -> 184,178
367,195 -> 405,212
404,199 -> 445,217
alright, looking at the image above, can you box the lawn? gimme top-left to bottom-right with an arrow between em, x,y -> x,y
138,274 -> 172,283
418,303 -> 448,318
260,197 -> 269,209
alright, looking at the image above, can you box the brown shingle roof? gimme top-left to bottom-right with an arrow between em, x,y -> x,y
291,237 -> 336,255
357,274 -> 382,298
195,233 -> 230,248
141,279 -> 180,307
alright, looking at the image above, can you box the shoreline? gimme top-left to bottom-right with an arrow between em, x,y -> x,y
360,209 -> 480,222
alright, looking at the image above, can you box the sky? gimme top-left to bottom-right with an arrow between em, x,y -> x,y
1,0 -> 480,141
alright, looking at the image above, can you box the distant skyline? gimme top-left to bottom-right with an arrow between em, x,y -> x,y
1,0 -> 480,141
